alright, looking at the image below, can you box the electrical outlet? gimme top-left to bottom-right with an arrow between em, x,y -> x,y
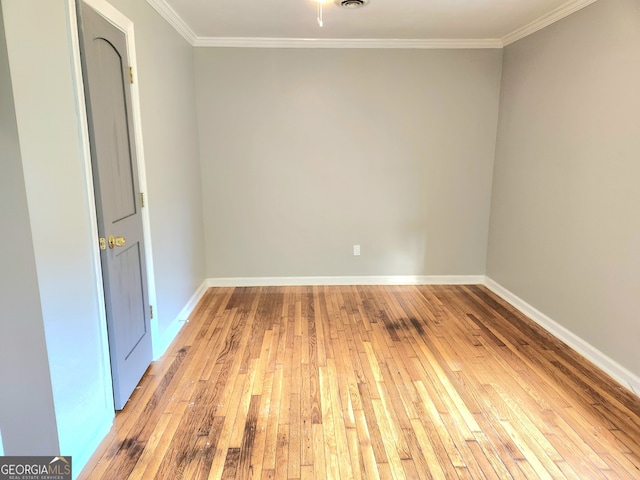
353,244 -> 361,256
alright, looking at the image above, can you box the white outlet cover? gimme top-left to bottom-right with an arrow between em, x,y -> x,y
353,245 -> 361,256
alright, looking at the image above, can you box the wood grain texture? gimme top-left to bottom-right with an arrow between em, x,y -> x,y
79,285 -> 640,479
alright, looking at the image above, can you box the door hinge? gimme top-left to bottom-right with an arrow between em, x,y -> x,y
140,192 -> 145,208
129,66 -> 134,84
150,305 -> 154,319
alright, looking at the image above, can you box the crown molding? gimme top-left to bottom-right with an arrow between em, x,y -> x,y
146,0 -> 198,45
193,37 -> 503,49
501,0 -> 600,46
148,0 -> 599,49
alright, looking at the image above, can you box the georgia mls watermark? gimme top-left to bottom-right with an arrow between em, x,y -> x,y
0,456 -> 71,480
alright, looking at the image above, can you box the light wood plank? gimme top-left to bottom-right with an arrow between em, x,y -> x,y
78,285 -> 640,480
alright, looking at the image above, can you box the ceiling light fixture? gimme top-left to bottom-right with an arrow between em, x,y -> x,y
336,0 -> 370,8
314,0 -> 370,28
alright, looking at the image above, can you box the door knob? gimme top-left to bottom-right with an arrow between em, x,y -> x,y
108,235 -> 126,249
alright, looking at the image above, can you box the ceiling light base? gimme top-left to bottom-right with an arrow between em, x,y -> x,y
335,0 -> 370,9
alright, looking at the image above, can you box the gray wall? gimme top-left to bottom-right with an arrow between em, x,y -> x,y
195,48 -> 503,278
3,0 -> 117,465
108,0 -> 205,339
2,0 -> 205,470
487,0 -> 640,377
0,3 -> 59,455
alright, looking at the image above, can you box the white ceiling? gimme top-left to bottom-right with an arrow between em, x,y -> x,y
147,0 -> 599,47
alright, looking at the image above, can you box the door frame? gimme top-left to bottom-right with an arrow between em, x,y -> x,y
67,0 -> 160,405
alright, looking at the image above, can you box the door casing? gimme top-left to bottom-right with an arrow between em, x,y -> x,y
69,0 -> 159,408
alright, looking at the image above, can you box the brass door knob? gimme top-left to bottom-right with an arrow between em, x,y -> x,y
108,235 -> 126,249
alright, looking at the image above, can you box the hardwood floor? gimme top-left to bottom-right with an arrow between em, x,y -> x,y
79,285 -> 640,479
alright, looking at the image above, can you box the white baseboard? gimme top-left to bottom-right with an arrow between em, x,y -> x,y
73,416 -> 113,480
152,280 -> 208,359
153,317 -> 184,360
485,277 -> 640,397
207,275 -> 486,287
176,280 -> 209,321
